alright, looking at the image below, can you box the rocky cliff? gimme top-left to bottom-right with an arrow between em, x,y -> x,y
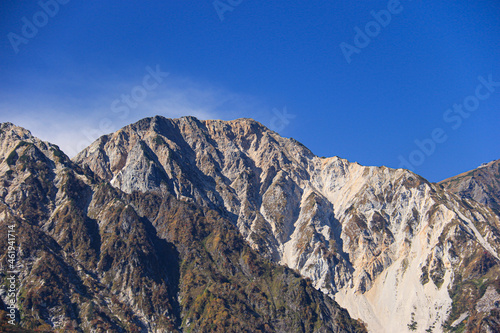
74,116 -> 500,332
0,121 -> 364,332
439,159 -> 500,215
2,116 -> 500,332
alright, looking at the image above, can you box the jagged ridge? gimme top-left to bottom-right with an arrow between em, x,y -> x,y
0,121 -> 365,332
439,159 -> 500,215
74,116 -> 500,332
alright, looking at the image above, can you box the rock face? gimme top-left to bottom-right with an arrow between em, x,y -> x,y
439,159 -> 500,215
74,116 -> 500,333
0,121 -> 365,332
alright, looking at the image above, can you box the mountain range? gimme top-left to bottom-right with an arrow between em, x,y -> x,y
1,116 -> 499,333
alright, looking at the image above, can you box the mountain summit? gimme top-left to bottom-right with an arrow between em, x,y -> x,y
1,116 -> 500,332
0,119 -> 364,332
73,116 -> 500,332
439,159 -> 500,214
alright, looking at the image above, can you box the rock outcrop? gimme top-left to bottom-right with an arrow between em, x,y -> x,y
439,159 -> 500,214
0,121 -> 365,332
74,116 -> 500,332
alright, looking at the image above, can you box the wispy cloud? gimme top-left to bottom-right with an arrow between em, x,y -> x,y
0,72 -> 267,158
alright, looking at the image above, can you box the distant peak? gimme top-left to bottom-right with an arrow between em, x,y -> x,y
1,122 -> 23,131
221,117 -> 268,131
127,116 -> 269,133
0,122 -> 34,139
179,115 -> 200,121
178,115 -> 204,126
232,117 -> 260,123
478,159 -> 498,169
0,122 -> 15,128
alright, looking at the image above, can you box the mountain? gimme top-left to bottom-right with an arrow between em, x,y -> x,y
0,121 -> 365,332
439,159 -> 500,215
73,116 -> 500,333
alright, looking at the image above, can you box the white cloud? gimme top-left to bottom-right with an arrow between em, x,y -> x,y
0,73 -> 269,158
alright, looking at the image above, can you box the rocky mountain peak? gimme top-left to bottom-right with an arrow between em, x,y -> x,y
0,122 -> 72,175
0,123 -> 35,161
2,117 -> 500,332
0,119 -> 365,332
73,116 -> 500,332
0,122 -> 33,138
440,158 -> 500,214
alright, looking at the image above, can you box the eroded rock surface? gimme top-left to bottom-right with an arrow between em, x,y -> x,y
75,116 -> 500,332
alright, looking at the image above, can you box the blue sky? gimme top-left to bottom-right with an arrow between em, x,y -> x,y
0,0 -> 499,182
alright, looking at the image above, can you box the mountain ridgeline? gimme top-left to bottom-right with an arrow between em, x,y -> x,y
1,116 -> 499,332
0,121 -> 364,332
439,159 -> 500,215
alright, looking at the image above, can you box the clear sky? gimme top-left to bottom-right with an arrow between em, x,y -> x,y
0,0 -> 499,182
